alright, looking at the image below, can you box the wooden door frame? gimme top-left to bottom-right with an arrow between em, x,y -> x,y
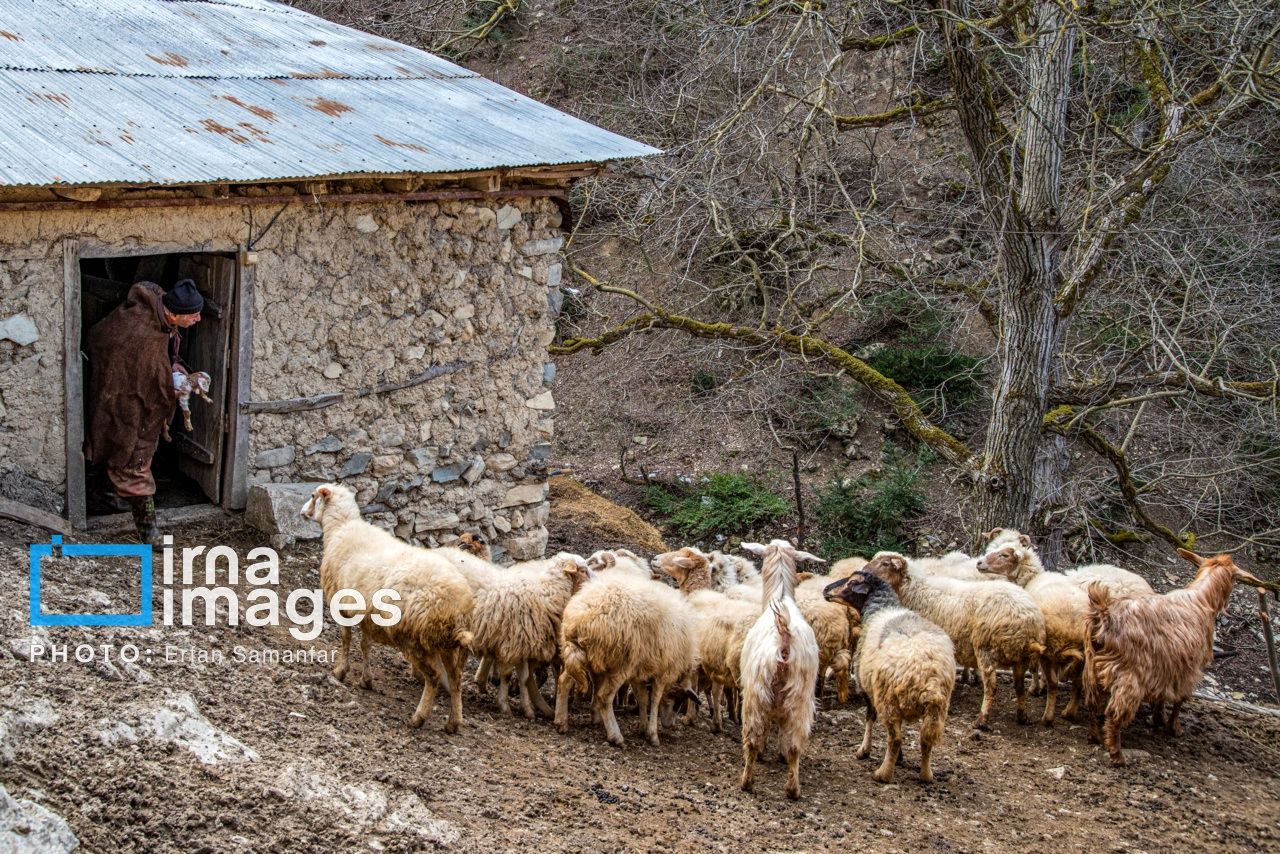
63,240 -> 252,525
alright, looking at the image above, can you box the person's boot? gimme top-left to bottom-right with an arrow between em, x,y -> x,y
127,496 -> 162,547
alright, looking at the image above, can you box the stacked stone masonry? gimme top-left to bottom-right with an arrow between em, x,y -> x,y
0,196 -> 562,559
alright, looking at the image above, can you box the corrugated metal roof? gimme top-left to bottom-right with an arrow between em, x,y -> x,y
0,0 -> 659,187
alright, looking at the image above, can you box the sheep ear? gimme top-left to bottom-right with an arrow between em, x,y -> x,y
1018,534 -> 1031,547
794,549 -> 825,564
741,542 -> 766,556
674,556 -> 698,570
981,528 -> 1001,541
1177,548 -> 1205,566
316,486 -> 332,499
850,581 -> 871,595
796,571 -> 815,582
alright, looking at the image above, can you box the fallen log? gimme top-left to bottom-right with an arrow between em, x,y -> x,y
0,496 -> 74,536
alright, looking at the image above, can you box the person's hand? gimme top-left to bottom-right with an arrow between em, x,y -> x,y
173,363 -> 189,376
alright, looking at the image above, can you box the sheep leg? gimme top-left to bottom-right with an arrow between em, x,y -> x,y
474,655 -> 493,690
919,705 -> 945,784
513,662 -> 534,720
496,665 -> 514,716
554,670 -> 576,734
645,680 -> 670,746
975,650 -> 998,730
524,663 -> 554,719
1150,700 -> 1166,730
1013,661 -> 1029,725
442,650 -> 466,734
333,626 -> 352,682
833,651 -> 852,705
709,683 -> 724,733
874,719 -> 902,784
409,653 -> 439,729
593,672 -> 629,747
357,631 -> 374,690
855,696 -> 876,759
1062,662 -> 1083,721
1030,665 -> 1045,697
1039,659 -> 1058,727
631,682 -> 650,719
1165,701 -> 1184,737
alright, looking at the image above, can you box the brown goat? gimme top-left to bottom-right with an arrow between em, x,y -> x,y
455,531 -> 492,561
1083,548 -> 1264,765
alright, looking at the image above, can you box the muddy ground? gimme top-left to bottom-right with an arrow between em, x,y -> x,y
2,516 -> 1279,853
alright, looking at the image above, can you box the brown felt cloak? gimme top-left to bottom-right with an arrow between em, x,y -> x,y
85,282 -> 177,470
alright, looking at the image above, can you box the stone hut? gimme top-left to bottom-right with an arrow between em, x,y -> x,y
0,0 -> 655,557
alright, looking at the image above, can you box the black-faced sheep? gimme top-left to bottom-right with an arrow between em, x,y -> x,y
864,551 -> 1046,729
824,570 -> 955,783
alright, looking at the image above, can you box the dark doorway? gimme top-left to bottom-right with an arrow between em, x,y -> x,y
79,253 -> 238,517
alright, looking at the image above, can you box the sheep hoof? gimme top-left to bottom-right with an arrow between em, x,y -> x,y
854,748 -> 869,760
444,719 -> 460,735
974,719 -> 990,732
739,776 -> 753,793
1041,716 -> 1055,728
331,666 -> 347,682
647,734 -> 660,747
1016,710 -> 1029,725
918,772 -> 934,784
1109,753 -> 1126,767
785,785 -> 800,801
873,769 -> 893,784
409,714 -> 426,729
360,677 -> 374,691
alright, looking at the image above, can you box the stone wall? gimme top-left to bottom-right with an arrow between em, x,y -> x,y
0,195 -> 561,558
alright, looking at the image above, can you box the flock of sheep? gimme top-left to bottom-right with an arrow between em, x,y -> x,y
299,483 -> 1264,799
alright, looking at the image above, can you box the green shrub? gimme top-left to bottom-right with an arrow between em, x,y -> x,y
813,454 -> 927,560
859,288 -> 945,341
691,369 -> 718,397
865,343 -> 984,416
646,473 -> 790,541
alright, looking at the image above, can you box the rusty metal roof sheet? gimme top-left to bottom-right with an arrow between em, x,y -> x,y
0,0 -> 658,187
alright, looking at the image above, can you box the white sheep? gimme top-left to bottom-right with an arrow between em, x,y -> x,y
468,554 -> 593,719
863,551 -> 1046,729
586,548 -> 652,578
977,542 -> 1089,725
554,570 -> 699,746
824,569 -> 955,783
1064,562 -> 1155,598
652,546 -> 758,731
738,539 -> 822,800
709,550 -> 760,588
300,484 -> 473,733
794,574 -> 856,703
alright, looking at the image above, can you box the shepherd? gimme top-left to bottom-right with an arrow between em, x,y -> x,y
85,278 -> 203,545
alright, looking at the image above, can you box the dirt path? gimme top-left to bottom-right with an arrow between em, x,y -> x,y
3,521 -> 1278,853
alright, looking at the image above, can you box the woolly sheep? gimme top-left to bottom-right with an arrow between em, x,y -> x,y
738,540 -> 822,800
709,550 -> 761,589
863,551 -> 1046,729
824,569 -> 955,783
554,570 -> 699,746
586,548 -> 652,578
300,484 -> 473,733
470,554 -> 593,719
977,543 -> 1088,725
652,546 -> 759,732
1065,562 -> 1155,599
794,574 -> 856,703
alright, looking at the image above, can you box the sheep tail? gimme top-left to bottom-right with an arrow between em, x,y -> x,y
454,629 -> 474,650
769,599 -> 792,699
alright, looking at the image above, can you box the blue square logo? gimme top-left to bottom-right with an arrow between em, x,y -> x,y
29,536 -> 153,627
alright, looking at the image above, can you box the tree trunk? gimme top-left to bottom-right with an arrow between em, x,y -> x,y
949,1 -> 1075,558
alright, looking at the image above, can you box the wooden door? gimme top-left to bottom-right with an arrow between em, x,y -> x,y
175,255 -> 235,503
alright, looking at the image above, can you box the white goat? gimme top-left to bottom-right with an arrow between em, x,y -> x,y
738,539 -> 822,800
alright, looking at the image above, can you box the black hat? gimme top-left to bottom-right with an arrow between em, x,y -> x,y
163,279 -> 204,314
